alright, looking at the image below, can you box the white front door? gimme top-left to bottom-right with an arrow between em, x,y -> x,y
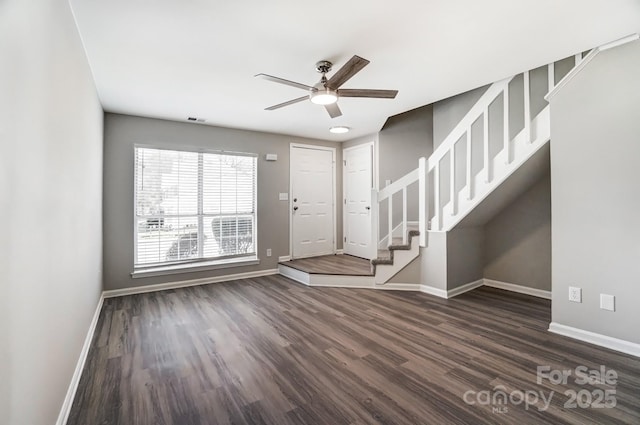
291,145 -> 335,258
344,143 -> 373,259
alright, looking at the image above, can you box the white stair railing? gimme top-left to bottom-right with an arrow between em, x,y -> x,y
371,52 -> 587,265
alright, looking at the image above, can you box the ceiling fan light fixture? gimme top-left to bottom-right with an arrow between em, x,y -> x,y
329,126 -> 350,134
309,88 -> 338,105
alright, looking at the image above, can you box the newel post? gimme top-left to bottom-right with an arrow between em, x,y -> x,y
370,188 -> 379,259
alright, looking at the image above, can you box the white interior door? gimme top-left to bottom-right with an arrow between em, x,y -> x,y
344,143 -> 373,259
291,145 -> 335,258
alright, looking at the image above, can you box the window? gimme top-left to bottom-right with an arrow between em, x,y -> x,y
134,146 -> 257,268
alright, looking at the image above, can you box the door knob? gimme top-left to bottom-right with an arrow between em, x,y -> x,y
293,206 -> 299,211
365,206 -> 371,210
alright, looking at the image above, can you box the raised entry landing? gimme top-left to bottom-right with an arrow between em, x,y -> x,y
279,254 -> 375,287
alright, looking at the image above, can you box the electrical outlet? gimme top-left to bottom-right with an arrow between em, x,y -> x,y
600,294 -> 615,311
568,286 -> 582,303
266,248 -> 272,257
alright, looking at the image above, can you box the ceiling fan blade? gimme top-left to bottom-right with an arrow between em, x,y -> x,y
265,96 -> 308,110
327,55 -> 370,89
255,73 -> 316,91
324,103 -> 342,118
338,89 -> 398,99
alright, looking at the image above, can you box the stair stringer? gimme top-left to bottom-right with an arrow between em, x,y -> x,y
373,232 -> 421,284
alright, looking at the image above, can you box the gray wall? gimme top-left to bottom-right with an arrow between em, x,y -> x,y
447,227 -> 485,290
379,104 -> 434,184
342,133 -> 377,151
389,232 -> 448,290
550,40 -> 640,343
103,114 -> 341,291
0,1 -> 104,424
378,105 -> 433,232
433,86 -> 488,148
484,172 -> 551,290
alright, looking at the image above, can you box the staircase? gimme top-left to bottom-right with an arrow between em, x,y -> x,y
280,51 -> 589,290
370,52 -> 588,284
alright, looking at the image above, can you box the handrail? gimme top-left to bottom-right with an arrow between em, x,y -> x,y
378,168 -> 419,201
545,34 -> 637,102
427,77 -> 513,172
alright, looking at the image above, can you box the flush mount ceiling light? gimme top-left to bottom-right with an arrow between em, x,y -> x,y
329,126 -> 350,134
309,88 -> 338,105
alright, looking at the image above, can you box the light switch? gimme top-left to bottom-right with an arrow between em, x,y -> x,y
279,192 -> 288,201
600,294 -> 615,311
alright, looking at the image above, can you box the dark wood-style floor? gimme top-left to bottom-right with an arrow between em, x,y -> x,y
68,276 -> 640,425
282,254 -> 373,276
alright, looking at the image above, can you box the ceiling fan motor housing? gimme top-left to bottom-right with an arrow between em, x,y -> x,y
315,60 -> 333,74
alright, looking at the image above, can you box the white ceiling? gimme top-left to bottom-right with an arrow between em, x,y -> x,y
69,0 -> 640,142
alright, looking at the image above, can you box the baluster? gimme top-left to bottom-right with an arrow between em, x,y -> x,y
483,107 -> 490,183
503,85 -> 510,164
466,128 -> 472,200
433,162 -> 440,230
388,195 -> 393,248
524,70 -> 531,143
450,145 -> 457,215
402,187 -> 407,245
548,62 -> 555,92
418,157 -> 427,246
370,189 -> 379,259
575,54 -> 581,66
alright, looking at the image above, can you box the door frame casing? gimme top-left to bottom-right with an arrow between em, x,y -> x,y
342,141 -> 375,258
289,143 -> 337,259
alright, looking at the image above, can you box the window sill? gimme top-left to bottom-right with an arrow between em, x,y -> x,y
131,256 -> 260,279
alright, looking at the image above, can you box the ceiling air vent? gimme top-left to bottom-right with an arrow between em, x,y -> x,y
187,117 -> 206,123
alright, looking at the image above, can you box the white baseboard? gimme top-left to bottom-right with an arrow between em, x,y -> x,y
103,269 -> 278,298
447,279 -> 484,298
350,277 -> 549,301
278,255 -> 291,262
387,278 -> 544,300
483,278 -> 551,299
56,294 -> 104,425
549,322 -> 640,358
384,283 -> 448,298
419,284 -> 448,299
377,283 -> 422,291
335,249 -> 344,255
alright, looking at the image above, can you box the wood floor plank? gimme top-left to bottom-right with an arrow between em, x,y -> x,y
68,276 -> 640,425
282,254 -> 373,276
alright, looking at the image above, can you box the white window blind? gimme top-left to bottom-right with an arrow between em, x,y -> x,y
134,147 -> 257,267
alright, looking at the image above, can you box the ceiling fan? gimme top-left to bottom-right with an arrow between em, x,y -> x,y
255,55 -> 398,118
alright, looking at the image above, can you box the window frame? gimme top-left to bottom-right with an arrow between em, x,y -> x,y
132,144 -> 258,273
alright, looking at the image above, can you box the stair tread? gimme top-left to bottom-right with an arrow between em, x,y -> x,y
372,229 -> 420,267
